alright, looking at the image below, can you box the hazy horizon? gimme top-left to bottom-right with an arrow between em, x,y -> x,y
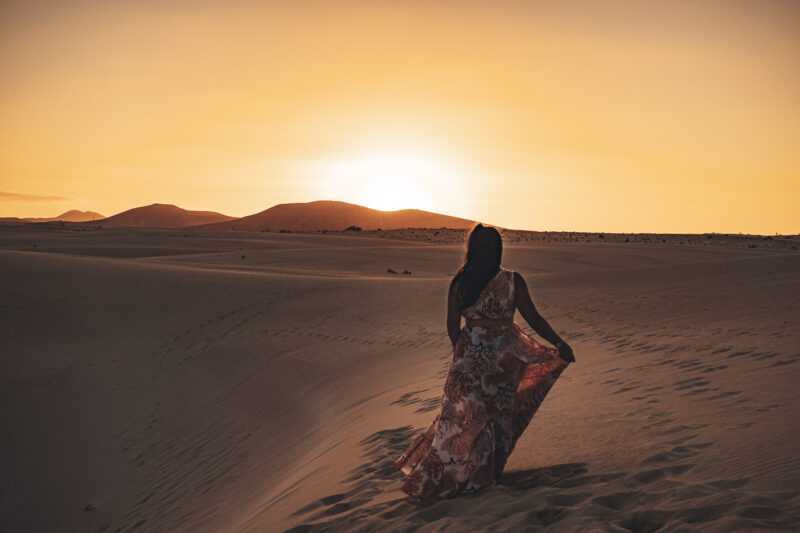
4,198 -> 800,236
2,1 -> 798,234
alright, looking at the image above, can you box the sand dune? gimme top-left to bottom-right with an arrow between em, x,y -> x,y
198,200 -> 476,232
1,226 -> 799,532
0,211 -> 103,225
92,203 -> 235,228
22,210 -> 106,223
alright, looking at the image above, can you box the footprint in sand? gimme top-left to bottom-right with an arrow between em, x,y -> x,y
632,463 -> 695,484
655,423 -> 709,437
592,490 -> 640,511
546,492 -> 593,507
641,442 -> 711,465
618,509 -> 673,533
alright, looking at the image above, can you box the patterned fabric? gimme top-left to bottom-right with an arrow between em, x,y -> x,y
395,268 -> 569,502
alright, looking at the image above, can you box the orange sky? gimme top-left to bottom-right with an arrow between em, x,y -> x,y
1,1 -> 798,233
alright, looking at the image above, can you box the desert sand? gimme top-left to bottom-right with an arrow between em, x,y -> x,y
2,224 -> 799,532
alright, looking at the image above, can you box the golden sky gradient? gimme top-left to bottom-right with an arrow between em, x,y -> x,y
1,1 -> 798,233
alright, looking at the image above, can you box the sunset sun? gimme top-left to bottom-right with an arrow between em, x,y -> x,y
360,175 -> 431,211
318,151 -> 459,211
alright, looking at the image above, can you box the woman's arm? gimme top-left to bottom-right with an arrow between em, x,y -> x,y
514,272 -> 575,362
447,278 -> 462,347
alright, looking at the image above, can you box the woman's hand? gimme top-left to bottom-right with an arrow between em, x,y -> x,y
556,341 -> 576,363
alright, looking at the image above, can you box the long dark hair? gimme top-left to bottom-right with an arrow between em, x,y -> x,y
453,223 -> 503,310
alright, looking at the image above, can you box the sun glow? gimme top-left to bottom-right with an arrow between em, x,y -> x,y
317,152 -> 459,211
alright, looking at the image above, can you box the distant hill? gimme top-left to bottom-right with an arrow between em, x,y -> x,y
26,210 -> 105,223
93,203 -> 235,228
198,200 -> 476,232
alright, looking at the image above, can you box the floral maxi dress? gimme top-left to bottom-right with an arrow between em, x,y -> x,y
395,268 -> 570,502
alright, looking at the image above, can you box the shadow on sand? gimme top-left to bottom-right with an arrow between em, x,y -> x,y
286,426 -> 603,532
285,423 -> 800,532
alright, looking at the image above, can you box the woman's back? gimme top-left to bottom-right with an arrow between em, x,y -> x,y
460,268 -> 515,322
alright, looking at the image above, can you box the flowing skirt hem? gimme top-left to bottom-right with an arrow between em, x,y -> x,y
395,353 -> 569,501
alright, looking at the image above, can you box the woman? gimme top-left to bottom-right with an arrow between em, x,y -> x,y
395,223 -> 575,502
